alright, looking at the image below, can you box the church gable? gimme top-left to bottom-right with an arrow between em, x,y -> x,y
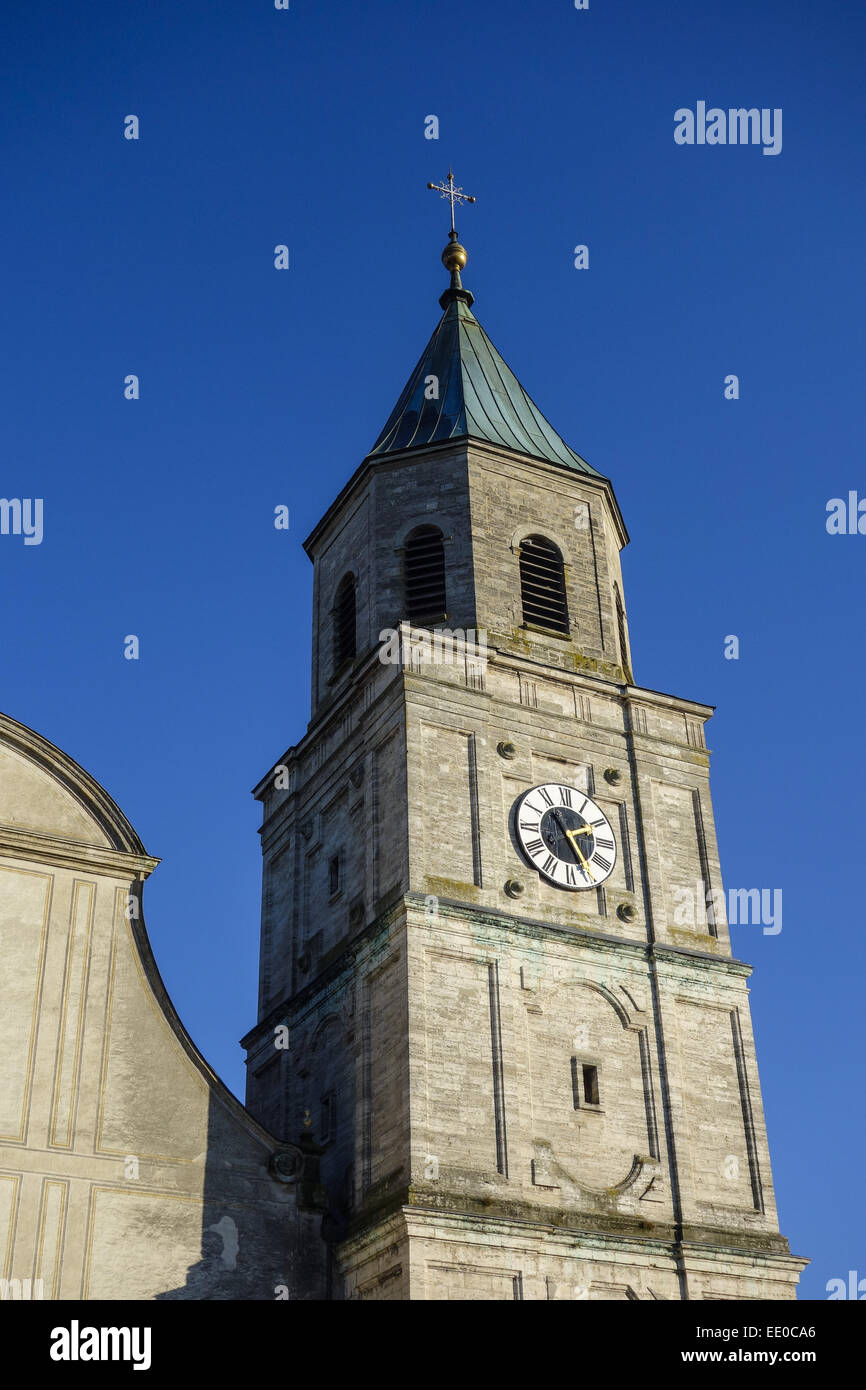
0,713 -> 149,860
0,740 -> 113,848
0,711 -> 328,1300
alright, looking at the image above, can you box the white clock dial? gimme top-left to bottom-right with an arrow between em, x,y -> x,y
515,783 -> 617,891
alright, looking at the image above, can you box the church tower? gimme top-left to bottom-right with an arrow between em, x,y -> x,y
242,179 -> 806,1300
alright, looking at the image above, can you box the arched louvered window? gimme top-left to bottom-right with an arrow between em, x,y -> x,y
614,583 -> 631,678
333,574 -> 356,672
519,535 -> 569,635
404,525 -> 447,625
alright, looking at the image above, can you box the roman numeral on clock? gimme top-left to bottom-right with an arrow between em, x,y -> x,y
519,820 -> 540,833
537,787 -> 554,807
564,864 -> 578,886
541,854 -> 556,875
558,786 -> 572,806
595,837 -> 614,850
524,838 -> 545,856
591,852 -> 612,873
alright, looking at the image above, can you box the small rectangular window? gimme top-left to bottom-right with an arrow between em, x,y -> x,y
572,1057 -> 602,1110
582,1064 -> 600,1107
328,855 -> 340,896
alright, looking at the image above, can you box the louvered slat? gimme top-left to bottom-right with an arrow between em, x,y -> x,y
519,536 -> 569,634
405,526 -> 447,625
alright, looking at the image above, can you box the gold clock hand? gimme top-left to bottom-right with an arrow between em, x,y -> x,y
551,808 -> 594,840
565,828 -> 595,880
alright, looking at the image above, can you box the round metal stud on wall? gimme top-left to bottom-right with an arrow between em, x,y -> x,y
269,1149 -> 302,1184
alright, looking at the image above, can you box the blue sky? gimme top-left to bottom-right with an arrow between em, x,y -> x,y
2,0 -> 863,1300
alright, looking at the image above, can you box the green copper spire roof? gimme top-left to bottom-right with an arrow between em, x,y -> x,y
369,220 -> 602,476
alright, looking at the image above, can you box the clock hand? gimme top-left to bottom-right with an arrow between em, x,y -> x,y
549,809 -> 595,875
550,808 -> 594,840
564,828 -> 595,880
549,808 -> 578,850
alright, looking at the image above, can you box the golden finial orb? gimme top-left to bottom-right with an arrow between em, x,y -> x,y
442,240 -> 468,273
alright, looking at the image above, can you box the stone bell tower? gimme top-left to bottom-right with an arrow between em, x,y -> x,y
241,176 -> 806,1300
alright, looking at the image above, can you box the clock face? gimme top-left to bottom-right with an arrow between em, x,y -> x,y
515,783 -> 617,890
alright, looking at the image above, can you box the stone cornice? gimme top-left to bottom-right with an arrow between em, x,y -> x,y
0,825 -> 158,880
241,891 -> 753,1055
334,1193 -> 796,1262
254,629 -> 715,815
303,437 -> 630,559
404,894 -> 752,977
302,441 -> 469,558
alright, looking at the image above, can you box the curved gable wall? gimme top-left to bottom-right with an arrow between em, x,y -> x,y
0,742 -> 113,846
0,712 -> 326,1301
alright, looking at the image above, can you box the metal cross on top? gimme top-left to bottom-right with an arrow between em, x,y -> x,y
426,168 -> 476,235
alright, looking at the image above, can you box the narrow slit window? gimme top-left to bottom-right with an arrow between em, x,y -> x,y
333,574 -> 356,671
405,525 -> 446,625
582,1064 -> 600,1107
320,1092 -> 335,1145
519,535 -> 569,635
328,855 -> 340,896
572,1057 -> 601,1109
